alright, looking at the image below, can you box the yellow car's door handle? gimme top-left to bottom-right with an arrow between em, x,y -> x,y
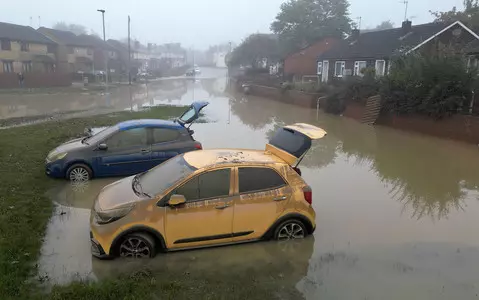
273,196 -> 287,201
215,204 -> 230,210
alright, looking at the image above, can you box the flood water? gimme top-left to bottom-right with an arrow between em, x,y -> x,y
37,68 -> 479,299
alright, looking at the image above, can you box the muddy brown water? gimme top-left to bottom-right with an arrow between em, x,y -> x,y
37,69 -> 479,299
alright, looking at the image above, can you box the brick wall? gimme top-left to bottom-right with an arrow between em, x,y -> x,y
376,113 -> 479,145
248,84 -> 321,108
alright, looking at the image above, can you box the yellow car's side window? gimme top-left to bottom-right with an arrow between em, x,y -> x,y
171,169 -> 231,202
238,167 -> 286,194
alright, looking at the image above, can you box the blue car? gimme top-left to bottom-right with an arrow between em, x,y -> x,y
45,102 -> 209,181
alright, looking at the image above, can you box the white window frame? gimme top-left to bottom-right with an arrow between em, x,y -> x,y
354,61 -> 367,76
317,61 -> 323,75
375,60 -> 386,77
3,60 -> 13,73
334,61 -> 345,77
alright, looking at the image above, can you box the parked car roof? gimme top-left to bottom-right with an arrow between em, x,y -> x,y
0,22 -> 55,44
183,149 -> 285,169
319,22 -> 449,60
117,119 -> 182,131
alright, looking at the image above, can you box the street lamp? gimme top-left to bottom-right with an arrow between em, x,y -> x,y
97,9 -> 109,94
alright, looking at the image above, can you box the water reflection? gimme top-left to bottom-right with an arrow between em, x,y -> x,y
230,93 -> 479,221
36,70 -> 479,298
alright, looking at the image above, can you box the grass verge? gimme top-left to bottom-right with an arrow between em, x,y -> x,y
0,106 -> 300,300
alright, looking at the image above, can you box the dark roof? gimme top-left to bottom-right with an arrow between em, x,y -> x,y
319,22 -> 450,60
37,27 -> 92,47
0,22 -> 55,44
77,35 -> 118,51
107,39 -> 128,52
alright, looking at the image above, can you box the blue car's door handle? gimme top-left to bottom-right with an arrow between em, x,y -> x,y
141,149 -> 151,153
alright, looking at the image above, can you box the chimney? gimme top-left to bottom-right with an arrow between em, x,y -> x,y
402,20 -> 412,34
351,28 -> 360,39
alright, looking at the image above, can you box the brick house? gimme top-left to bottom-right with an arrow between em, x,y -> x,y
37,27 -> 95,74
77,34 -> 122,77
284,37 -> 339,80
0,22 -> 57,74
317,21 -> 479,82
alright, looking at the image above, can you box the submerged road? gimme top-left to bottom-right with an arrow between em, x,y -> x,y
36,68 -> 479,299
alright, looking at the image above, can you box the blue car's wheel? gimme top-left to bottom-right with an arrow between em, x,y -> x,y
66,164 -> 92,181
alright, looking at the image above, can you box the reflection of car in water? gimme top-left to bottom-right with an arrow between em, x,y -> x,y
45,102 -> 209,181
90,123 -> 326,259
92,235 -> 314,285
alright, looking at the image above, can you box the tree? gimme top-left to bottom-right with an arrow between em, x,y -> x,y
228,34 -> 280,68
53,22 -> 88,35
271,0 -> 352,53
431,0 -> 479,27
374,20 -> 394,30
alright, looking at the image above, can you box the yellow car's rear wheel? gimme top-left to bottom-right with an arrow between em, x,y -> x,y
274,219 -> 306,241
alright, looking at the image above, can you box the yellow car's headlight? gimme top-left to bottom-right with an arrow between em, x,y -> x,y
48,152 -> 68,162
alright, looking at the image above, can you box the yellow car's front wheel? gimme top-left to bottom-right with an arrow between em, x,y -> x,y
119,233 -> 156,258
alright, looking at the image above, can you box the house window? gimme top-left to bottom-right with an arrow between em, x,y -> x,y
375,60 -> 386,76
20,42 -> 29,52
317,62 -> 323,75
1,39 -> 11,51
354,61 -> 367,76
3,61 -> 14,73
334,61 -> 345,77
47,44 -> 55,54
22,61 -> 32,73
467,56 -> 479,72
87,48 -> 92,55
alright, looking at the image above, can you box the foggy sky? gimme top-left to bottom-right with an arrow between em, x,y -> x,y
1,0 -> 464,49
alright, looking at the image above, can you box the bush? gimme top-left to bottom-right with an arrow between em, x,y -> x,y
380,51 -> 477,119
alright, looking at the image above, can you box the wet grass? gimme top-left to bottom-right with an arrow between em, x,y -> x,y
0,106 -> 297,300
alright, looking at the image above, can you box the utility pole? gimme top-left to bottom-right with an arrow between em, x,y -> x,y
97,9 -> 109,94
128,16 -> 131,85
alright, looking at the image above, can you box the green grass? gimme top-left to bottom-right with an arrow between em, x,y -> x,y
0,106 -> 299,300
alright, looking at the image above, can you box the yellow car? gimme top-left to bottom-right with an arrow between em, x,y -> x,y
90,123 -> 326,258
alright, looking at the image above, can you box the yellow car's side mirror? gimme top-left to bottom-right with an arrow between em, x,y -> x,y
168,194 -> 186,206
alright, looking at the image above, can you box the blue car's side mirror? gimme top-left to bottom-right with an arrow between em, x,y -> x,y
98,143 -> 108,150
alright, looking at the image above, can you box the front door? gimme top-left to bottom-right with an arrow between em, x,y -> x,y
96,127 -> 151,176
164,168 -> 235,249
322,60 -> 329,82
232,167 -> 292,241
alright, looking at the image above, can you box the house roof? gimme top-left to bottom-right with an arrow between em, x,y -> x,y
0,22 -> 55,44
37,27 -> 92,47
284,37 -> 338,59
77,34 -> 118,52
319,22 -> 450,60
107,39 -> 128,52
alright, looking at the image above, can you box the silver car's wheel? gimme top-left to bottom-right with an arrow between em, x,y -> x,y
119,233 -> 156,258
275,220 -> 306,241
66,164 -> 92,182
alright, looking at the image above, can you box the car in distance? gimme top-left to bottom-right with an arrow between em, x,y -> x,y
45,102 -> 209,181
90,123 -> 326,259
